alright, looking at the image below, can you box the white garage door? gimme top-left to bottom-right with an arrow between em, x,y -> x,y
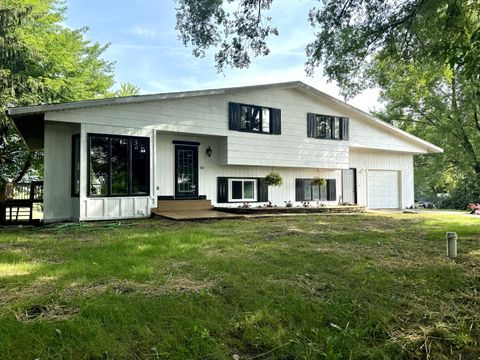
367,170 -> 400,209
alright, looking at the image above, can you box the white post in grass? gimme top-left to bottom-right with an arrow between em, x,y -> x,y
446,232 -> 458,258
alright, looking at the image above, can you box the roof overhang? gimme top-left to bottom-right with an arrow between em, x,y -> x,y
6,80 -> 443,154
8,112 -> 45,150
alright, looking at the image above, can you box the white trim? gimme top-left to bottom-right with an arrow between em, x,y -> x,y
228,178 -> 258,202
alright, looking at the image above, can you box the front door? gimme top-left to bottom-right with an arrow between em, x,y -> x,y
342,168 -> 357,204
175,145 -> 198,199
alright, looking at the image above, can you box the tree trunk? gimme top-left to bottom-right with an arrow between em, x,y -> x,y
13,152 -> 33,183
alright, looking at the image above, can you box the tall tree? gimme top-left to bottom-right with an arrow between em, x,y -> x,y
112,82 -> 141,97
175,0 -> 480,202
0,0 -> 115,184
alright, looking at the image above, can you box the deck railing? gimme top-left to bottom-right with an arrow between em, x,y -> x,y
0,181 -> 44,225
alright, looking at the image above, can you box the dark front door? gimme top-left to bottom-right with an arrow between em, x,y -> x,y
175,145 -> 198,199
342,168 -> 357,204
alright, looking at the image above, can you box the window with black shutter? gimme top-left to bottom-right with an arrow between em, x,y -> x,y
217,177 -> 269,203
295,178 -> 337,202
307,113 -> 349,140
229,102 -> 281,135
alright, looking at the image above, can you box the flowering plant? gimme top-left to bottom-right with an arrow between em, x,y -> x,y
467,203 -> 480,215
265,171 -> 283,187
239,202 -> 251,209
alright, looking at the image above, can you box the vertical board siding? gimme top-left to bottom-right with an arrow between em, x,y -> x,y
349,150 -> 414,209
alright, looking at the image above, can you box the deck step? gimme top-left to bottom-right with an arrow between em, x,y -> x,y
157,199 -> 213,212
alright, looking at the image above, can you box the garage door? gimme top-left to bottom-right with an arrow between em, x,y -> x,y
367,170 -> 400,209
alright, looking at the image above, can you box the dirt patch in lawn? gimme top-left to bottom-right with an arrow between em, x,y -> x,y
15,302 -> 79,322
64,276 -> 217,298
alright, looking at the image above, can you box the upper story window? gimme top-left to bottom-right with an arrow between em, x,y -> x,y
88,134 -> 150,197
307,113 -> 349,140
229,102 -> 281,135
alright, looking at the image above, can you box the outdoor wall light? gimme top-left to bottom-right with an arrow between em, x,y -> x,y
206,146 -> 213,157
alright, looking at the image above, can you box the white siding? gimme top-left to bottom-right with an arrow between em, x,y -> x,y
156,133 -> 341,207
46,88 -> 350,169
349,117 -> 427,153
349,150 -> 414,209
44,122 -> 80,222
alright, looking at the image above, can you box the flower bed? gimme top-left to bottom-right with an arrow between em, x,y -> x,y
215,205 -> 366,214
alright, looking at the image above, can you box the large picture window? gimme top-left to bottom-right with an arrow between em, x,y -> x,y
88,134 -> 149,197
307,113 -> 349,140
228,178 -> 257,202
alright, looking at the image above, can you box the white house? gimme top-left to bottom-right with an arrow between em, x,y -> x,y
8,81 -> 442,223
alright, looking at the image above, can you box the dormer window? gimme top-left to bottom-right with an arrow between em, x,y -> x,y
229,102 -> 281,135
307,113 -> 349,140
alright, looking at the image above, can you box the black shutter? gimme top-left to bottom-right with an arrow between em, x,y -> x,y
257,178 -> 269,202
229,102 -> 241,130
217,177 -> 228,203
307,113 -> 317,138
327,179 -> 337,201
341,117 -> 349,140
295,179 -> 304,201
270,108 -> 281,135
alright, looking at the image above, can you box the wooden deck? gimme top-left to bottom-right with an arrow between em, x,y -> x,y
153,199 -> 243,220
0,182 -> 43,226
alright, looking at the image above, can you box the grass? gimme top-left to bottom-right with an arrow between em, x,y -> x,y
0,212 -> 478,359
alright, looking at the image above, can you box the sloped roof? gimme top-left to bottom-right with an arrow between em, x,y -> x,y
7,81 -> 443,153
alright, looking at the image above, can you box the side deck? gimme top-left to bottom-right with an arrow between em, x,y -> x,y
0,182 -> 43,226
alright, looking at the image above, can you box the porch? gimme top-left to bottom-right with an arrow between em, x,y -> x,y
152,199 -> 242,220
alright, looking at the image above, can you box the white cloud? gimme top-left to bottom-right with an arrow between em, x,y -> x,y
129,25 -> 159,39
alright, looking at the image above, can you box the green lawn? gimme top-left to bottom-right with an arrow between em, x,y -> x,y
0,213 -> 479,359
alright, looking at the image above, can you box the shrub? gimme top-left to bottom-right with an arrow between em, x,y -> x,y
436,177 -> 480,210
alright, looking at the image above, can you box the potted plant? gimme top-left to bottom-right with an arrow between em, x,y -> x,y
311,177 -> 326,187
265,171 -> 283,187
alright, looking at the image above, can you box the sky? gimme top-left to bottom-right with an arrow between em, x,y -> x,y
65,0 -> 381,113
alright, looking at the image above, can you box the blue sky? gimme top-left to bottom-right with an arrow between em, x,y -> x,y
65,0 -> 380,112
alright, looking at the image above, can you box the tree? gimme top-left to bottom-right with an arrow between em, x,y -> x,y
0,0 -> 115,184
112,82 -> 141,97
175,0 -> 480,204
